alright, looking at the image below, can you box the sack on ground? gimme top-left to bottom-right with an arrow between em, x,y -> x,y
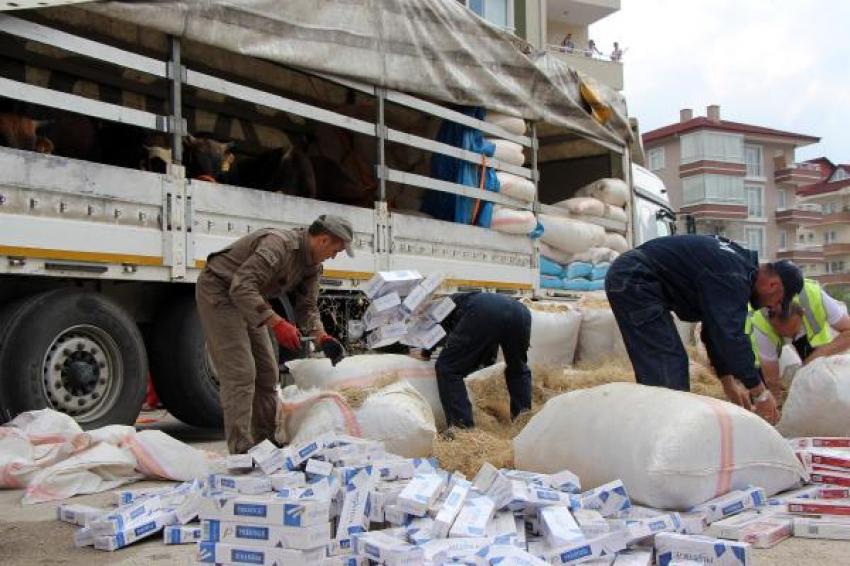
524,302 -> 583,367
777,355 -> 850,437
355,381 -> 436,458
576,306 -> 627,363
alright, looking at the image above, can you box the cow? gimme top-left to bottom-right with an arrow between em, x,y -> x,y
225,144 -> 317,199
0,113 -> 52,153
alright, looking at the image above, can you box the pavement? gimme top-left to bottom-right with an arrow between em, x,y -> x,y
1,412 -> 850,565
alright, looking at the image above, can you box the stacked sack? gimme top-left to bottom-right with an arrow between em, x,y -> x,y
362,271 -> 455,350
539,247 -> 620,292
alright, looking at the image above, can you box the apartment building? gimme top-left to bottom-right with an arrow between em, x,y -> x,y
458,0 -> 623,90
642,105 -> 820,262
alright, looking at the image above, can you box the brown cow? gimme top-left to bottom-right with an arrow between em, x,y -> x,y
0,113 -> 52,153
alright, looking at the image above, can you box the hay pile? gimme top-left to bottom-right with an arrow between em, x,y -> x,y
434,356 -> 726,478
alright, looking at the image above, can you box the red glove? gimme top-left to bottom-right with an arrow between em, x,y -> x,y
271,319 -> 301,351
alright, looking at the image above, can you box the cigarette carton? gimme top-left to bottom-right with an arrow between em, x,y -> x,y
765,485 -> 820,506
579,480 -> 631,517
406,516 -> 436,545
654,533 -> 750,566
809,470 -> 850,487
449,494 -> 496,538
689,487 -> 765,522
93,510 -> 172,551
613,513 -> 681,545
368,291 -> 401,313
525,486 -> 576,509
402,273 -> 444,313
363,305 -> 407,332
269,470 -> 306,491
197,541 -> 325,565
539,505 -> 585,547
201,493 -> 331,527
707,510 -> 762,539
226,453 -> 254,471
473,544 -> 549,566
738,517 -> 793,548
787,498 -> 850,516
473,462 -> 499,492
794,516 -> 850,540
548,469 -> 582,494
536,532 -> 625,565
336,468 -> 376,546
306,458 -> 335,478
433,479 -> 471,538
675,511 -> 708,535
818,486 -> 850,499
287,439 -> 327,469
163,524 -> 202,545
90,495 -> 163,536
423,297 -> 455,323
352,531 -> 425,565
209,473 -> 273,495
487,510 -> 519,540
73,526 -> 94,547
573,509 -> 609,537
114,486 -> 172,506
789,437 -> 850,449
402,321 -> 446,350
57,503 -> 107,526
500,469 -> 550,489
398,473 -> 445,517
367,321 -> 408,349
202,519 -> 331,550
421,537 -> 492,563
612,549 -> 653,566
362,270 -> 423,300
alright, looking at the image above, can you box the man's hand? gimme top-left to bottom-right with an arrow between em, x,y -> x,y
318,334 -> 346,366
750,385 -> 779,425
720,375 -> 751,410
269,317 -> 301,351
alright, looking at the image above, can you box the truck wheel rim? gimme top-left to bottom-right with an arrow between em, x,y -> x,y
42,324 -> 123,423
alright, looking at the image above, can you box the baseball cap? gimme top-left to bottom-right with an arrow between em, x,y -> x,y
772,260 -> 803,315
315,214 -> 354,257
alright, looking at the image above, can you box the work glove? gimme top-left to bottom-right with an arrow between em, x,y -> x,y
319,334 -> 346,366
271,319 -> 301,351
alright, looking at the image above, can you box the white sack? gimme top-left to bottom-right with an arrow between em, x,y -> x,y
777,355 -> 850,437
576,178 -> 629,207
487,139 -> 525,166
539,215 -> 606,255
122,430 -> 209,481
604,205 -> 628,223
276,388 -> 359,446
603,232 -> 630,253
485,112 -> 527,136
491,206 -> 537,235
554,197 -> 606,217
10,409 -> 82,444
526,303 -> 583,367
571,247 -> 620,264
576,307 -> 627,363
496,172 -> 535,202
356,381 -> 436,458
538,242 -> 573,265
514,383 -> 807,510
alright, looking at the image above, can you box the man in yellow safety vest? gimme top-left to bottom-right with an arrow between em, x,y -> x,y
749,279 -> 850,398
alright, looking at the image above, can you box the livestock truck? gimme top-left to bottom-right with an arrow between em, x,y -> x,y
0,1 -> 648,428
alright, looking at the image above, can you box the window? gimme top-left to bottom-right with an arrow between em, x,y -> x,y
779,230 -> 787,250
745,227 -> 765,257
830,168 -> 850,182
680,132 -> 745,164
799,234 -> 805,243
744,144 -> 763,177
824,202 -> 835,214
682,174 -> 745,205
746,185 -> 763,218
463,0 -> 512,30
647,147 -> 666,171
776,189 -> 787,209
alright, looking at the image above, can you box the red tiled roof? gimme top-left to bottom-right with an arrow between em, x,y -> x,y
798,178 -> 850,197
643,117 -> 820,145
803,157 -> 836,180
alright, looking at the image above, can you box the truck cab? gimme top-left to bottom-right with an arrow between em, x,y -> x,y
632,163 -> 676,245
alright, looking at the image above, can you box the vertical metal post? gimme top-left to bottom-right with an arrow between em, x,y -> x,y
622,146 -> 636,247
376,87 -> 387,202
530,121 -> 540,268
168,36 -> 184,164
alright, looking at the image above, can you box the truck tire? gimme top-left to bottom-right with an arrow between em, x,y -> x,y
0,290 -> 147,428
149,295 -> 223,428
0,294 -> 45,422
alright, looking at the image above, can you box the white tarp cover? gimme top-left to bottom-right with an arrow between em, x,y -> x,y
75,0 -> 631,147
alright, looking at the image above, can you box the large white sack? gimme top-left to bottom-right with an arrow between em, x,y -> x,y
286,354 -> 445,429
576,178 -> 630,207
539,242 -> 573,265
356,381 -> 436,458
554,197 -> 606,217
9,408 -> 82,444
487,139 -> 525,166
539,214 -> 606,255
485,112 -> 527,136
571,247 -> 620,264
777,355 -> 850,437
496,172 -> 535,202
604,205 -> 628,223
122,430 -> 208,481
514,383 -> 807,510
526,303 -> 583,367
277,388 -> 361,446
491,206 -> 537,235
603,232 -> 630,253
576,307 -> 627,363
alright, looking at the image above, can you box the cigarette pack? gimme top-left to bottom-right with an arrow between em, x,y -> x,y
486,510 -> 518,540
548,469 -> 582,494
202,519 -> 331,550
675,511 -> 708,535
789,437 -> 850,449
809,470 -> 850,487
113,486 -> 172,506
537,532 -> 625,565
363,305 -> 407,332
398,473 -> 445,517
269,470 -> 306,491
612,549 -> 653,566
787,498 -> 850,516
201,493 -> 331,527
572,509 -> 609,537
90,495 -> 162,536
163,524 -> 202,545
421,537 -> 491,563
689,487 -> 765,522
613,513 -> 681,545
474,544 -> 549,566
423,297 -> 455,323
209,473 -> 273,495
93,510 -> 172,551
579,480 -> 631,517
57,503 -> 106,526
794,516 -> 850,540
74,526 -> 94,547
196,541 -> 325,565
352,531 -> 425,565
336,468 -> 376,545
402,321 -> 446,350
402,273 -> 444,313
433,479 -> 471,538
540,505 -> 584,547
765,485 -> 820,506
819,486 -> 850,499
306,458 -> 335,478
367,321 -> 408,349
226,453 -> 254,471
362,271 -> 423,300
654,533 -> 750,566
449,494 -> 496,538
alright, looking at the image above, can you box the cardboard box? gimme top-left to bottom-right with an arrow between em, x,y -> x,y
286,439 -> 327,470
654,533 -> 750,566
449,494 -> 495,538
226,453 -> 254,471
579,480 -> 631,517
398,473 -> 445,517
201,493 -> 331,527
787,498 -> 850,516
433,479 -> 471,538
93,510 -> 172,551
196,541 -> 325,565
202,519 -> 331,550
352,531 -> 425,565
90,496 -> 163,536
362,271 -> 422,300
540,505 -> 585,547
163,524 -> 202,545
801,447 -> 850,470
57,503 -> 106,527
209,473 -> 273,495
689,487 -> 765,522
794,516 -> 850,540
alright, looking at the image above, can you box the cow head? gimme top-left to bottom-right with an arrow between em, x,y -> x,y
183,135 -> 235,182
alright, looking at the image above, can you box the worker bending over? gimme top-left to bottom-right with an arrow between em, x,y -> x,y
605,235 -> 803,424
196,215 -> 349,453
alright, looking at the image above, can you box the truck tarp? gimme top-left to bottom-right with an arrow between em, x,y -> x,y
77,0 -> 631,149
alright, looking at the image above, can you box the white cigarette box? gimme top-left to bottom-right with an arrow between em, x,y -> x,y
403,321 -> 446,350
286,439 -> 327,469
474,544 -> 549,566
526,486 -> 575,509
57,503 -> 106,526
197,541 -> 325,565
473,462 -> 499,492
809,470 -> 850,487
794,515 -> 850,540
613,513 -> 681,545
163,524 -> 202,545
424,296 -> 455,323
201,493 -> 331,527
537,532 -> 625,565
572,509 -> 609,537
363,305 -> 407,332
689,487 -> 765,522
708,510 -> 762,539
789,437 -> 850,449
363,271 -> 423,300
367,321 -> 408,349
93,510 -> 172,551
226,453 -> 254,471
402,273 -> 444,313
677,511 -> 708,535
500,469 -> 550,488
549,469 -> 582,494
306,458 -> 335,477
352,531 -> 425,565
434,479 -> 471,538
612,549 -> 653,566
655,532 -> 750,566
738,516 -> 793,548
114,486 -> 172,506
487,510 -> 519,540
579,480 -> 631,517
74,526 -> 94,547
398,473 -> 445,517
202,518 -> 331,550
210,473 -> 272,495
90,495 -> 163,536
540,505 -> 585,547
367,292 -> 401,314
421,537 -> 491,563
449,494 -> 496,538
269,470 -> 306,491
336,468 -> 376,545
787,497 -> 850,516
766,485 -> 820,506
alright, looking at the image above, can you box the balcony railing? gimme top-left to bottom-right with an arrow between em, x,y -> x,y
775,162 -> 823,186
776,243 -> 825,262
775,204 -> 824,225
546,46 -> 624,90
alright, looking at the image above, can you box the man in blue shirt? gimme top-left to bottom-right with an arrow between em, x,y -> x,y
605,235 -> 803,424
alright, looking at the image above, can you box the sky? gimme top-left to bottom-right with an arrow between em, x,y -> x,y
590,0 -> 850,164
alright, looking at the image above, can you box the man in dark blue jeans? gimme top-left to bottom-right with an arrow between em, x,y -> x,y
605,235 -> 803,424
434,292 -> 532,428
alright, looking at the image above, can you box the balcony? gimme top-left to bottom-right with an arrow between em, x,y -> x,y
548,0 -> 620,26
823,243 -> 850,257
775,204 -> 823,226
776,244 -> 824,262
814,211 -> 850,226
775,162 -> 822,187
680,203 -> 748,221
547,47 -> 624,90
814,273 -> 850,286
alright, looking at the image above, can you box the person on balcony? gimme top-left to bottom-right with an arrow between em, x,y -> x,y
561,33 -> 575,53
585,39 -> 601,58
611,42 -> 624,62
